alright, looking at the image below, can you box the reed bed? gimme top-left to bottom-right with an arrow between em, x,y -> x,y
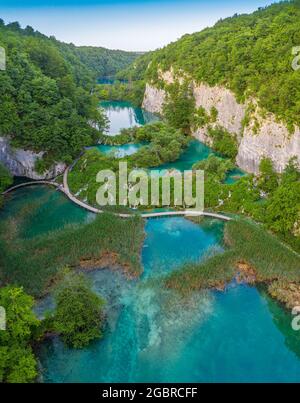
0,207 -> 145,297
166,219 -> 300,296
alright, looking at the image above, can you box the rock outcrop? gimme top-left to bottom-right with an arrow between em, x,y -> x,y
237,111 -> 300,174
193,83 -> 245,135
142,72 -> 300,173
0,136 -> 66,179
142,83 -> 166,114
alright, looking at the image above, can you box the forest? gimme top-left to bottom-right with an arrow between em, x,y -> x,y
126,0 -> 300,128
71,45 -> 140,78
0,19 -> 137,171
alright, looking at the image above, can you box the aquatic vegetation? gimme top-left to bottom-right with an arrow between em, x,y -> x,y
52,270 -> 105,348
199,157 -> 300,252
38,217 -> 300,383
166,218 -> 300,306
0,200 -> 145,297
68,122 -> 191,206
97,121 -> 189,165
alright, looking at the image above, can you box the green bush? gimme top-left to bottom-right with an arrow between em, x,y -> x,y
257,158 -> 279,195
193,155 -> 235,181
0,286 -> 40,383
53,271 -> 105,348
163,81 -> 195,133
207,126 -> 238,160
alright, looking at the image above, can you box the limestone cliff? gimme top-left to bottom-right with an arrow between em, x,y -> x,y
237,108 -> 300,174
142,83 -> 166,114
0,136 -> 66,180
142,73 -> 300,173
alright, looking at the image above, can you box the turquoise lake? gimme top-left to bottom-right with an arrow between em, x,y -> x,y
100,100 -> 159,135
2,186 -> 300,382
98,101 -> 245,181
94,143 -> 144,158
2,100 -> 300,383
98,78 -> 128,85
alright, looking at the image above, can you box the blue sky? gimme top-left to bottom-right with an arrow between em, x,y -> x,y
0,0 -> 278,51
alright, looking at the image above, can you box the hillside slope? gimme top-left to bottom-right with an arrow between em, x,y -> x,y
0,20 -> 138,178
138,0 -> 300,172
71,46 -> 140,78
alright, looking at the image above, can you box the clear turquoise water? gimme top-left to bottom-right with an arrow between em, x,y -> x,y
38,283 -> 300,382
95,139 -> 212,168
99,101 -> 245,181
94,143 -> 145,158
2,101 -> 300,383
225,168 -> 246,184
37,214 -> 224,382
3,174 -> 300,382
100,100 -> 159,135
34,204 -> 300,382
148,140 -> 245,182
0,186 -> 94,239
98,78 -> 128,85
96,138 -> 245,183
152,140 -> 212,172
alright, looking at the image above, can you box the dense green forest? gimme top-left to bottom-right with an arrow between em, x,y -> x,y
128,0 -> 300,128
95,51 -> 154,105
0,20 -> 137,170
71,46 -> 140,78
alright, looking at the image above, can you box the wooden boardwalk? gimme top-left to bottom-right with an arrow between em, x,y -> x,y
2,169 -> 231,221
1,180 -> 60,194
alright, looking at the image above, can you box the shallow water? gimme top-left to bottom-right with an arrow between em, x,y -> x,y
153,140 -> 212,172
0,186 -> 93,239
99,102 -> 245,181
224,168 -> 246,184
100,100 -> 159,135
37,212 -> 226,382
2,100 -> 300,383
34,202 -> 300,382
98,78 -> 128,85
94,143 -> 145,158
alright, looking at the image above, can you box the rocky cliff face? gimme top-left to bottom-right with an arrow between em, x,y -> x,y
0,136 -> 66,179
142,73 -> 300,173
193,83 -> 245,135
142,83 -> 166,114
236,109 -> 300,174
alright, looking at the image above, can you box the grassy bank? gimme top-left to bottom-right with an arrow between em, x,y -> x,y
0,202 -> 145,297
165,218 -> 300,307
